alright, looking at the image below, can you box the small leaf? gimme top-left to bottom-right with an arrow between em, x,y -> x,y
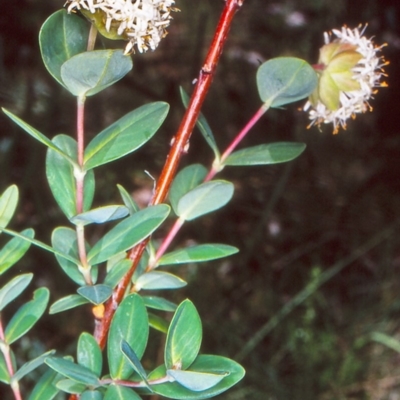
87,204 -> 170,266
50,294 -> 90,314
120,340 -> 149,385
46,135 -> 95,219
39,10 -> 90,87
158,244 -> 238,266
5,288 -> 49,344
12,350 -> 55,382
104,385 -> 142,400
28,368 -> 61,400
224,142 -> 306,166
0,273 -> 33,311
56,379 -> 86,394
78,333 -> 102,377
169,164 -> 208,214
257,57 -> 318,108
84,102 -> 169,170
61,49 -> 133,97
80,390 -> 103,400
167,369 -> 228,392
108,294 -> 149,380
135,271 -> 187,291
165,300 -> 202,370
176,181 -> 234,221
148,313 -> 169,334
0,228 -> 34,275
77,285 -> 113,305
117,184 -> 140,214
104,258 -> 131,288
0,352 -> 10,384
45,357 -> 100,386
142,296 -> 177,312
0,185 -> 18,229
71,205 -> 129,226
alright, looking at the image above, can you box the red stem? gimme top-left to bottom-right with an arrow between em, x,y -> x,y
94,0 -> 245,350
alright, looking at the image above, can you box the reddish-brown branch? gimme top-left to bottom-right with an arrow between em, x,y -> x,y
94,0 -> 245,350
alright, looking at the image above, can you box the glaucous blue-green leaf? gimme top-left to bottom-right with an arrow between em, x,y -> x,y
5,288 -> 50,344
56,379 -> 86,394
0,273 -> 32,311
224,142 -> 306,166
108,294 -> 149,380
165,300 -> 202,370
147,355 -> 245,399
49,294 -> 89,314
39,10 -> 90,87
104,385 -> 142,400
257,57 -> 317,108
52,227 -> 97,285
77,284 -> 113,305
0,185 -> 18,229
46,134 -> 95,219
0,228 -> 34,275
117,184 -> 140,214
45,357 -> 100,386
135,271 -> 187,291
142,296 -> 177,312
78,333 -> 102,377
87,204 -> 170,266
71,205 -> 129,226
180,88 -> 220,160
12,350 -> 55,382
84,102 -> 169,170
176,181 -> 234,221
2,109 -> 74,164
80,390 -> 103,400
120,340 -> 149,385
158,244 -> 238,266
104,258 -> 131,288
61,49 -> 132,97
0,352 -> 10,384
28,368 -> 61,400
167,369 -> 228,392
169,164 -> 208,214
148,313 -> 169,334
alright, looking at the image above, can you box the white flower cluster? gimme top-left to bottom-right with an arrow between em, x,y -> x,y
66,0 -> 177,53
304,25 -> 388,134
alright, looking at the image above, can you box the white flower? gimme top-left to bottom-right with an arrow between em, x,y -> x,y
304,25 -> 388,134
65,0 -> 178,54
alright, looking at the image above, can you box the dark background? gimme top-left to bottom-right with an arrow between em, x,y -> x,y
1,0 -> 400,399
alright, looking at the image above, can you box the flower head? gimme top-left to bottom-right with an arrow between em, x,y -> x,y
304,25 -> 388,134
65,0 -> 178,54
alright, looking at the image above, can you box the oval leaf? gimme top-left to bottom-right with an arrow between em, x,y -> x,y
71,205 -> 129,226
176,181 -> 234,221
257,57 -> 317,108
49,294 -> 90,314
28,368 -> 61,400
104,385 -> 142,400
167,369 -> 228,392
56,379 -> 86,394
165,299 -> 202,370
148,313 -> 169,334
84,102 -> 169,170
80,390 -> 103,400
61,50 -> 133,97
0,185 -> 18,229
77,284 -> 113,305
78,333 -> 102,377
135,271 -> 187,291
87,204 -> 170,266
224,142 -> 306,166
0,273 -> 33,311
142,296 -> 177,312
12,350 -> 55,382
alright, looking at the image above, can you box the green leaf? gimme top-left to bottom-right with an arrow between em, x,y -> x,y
84,102 -> 169,170
120,340 -> 150,387
148,355 -> 245,399
135,271 -> 187,291
46,134 -> 95,219
0,273 -> 32,311
257,57 -> 318,108
77,285 -> 113,305
142,296 -> 177,312
167,369 -> 228,392
39,10 -> 90,87
117,184 -> 140,214
0,185 -> 18,229
165,300 -> 202,370
370,331 -> 400,353
49,294 -> 90,314
104,258 -> 131,288
108,294 -> 148,380
169,164 -> 208,214
80,390 -> 103,400
0,228 -> 34,275
45,357 -> 100,386
71,205 -> 129,226
87,204 -> 170,266
224,142 -> 306,166
28,368 -> 61,400
5,288 -> 49,344
2,109 -> 75,163
104,385 -> 142,400
180,88 -> 220,160
0,352 -> 10,384
176,181 -> 234,221
78,333 -> 102,377
12,350 -> 55,382
56,379 -> 86,394
148,313 -> 169,334
158,244 -> 238,266
61,49 -> 133,97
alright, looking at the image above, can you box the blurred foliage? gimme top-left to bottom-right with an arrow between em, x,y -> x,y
1,0 -> 400,399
